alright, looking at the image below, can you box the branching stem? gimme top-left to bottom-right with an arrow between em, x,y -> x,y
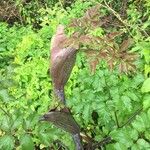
114,111 -> 120,128
0,106 -> 12,119
120,107 -> 143,128
93,136 -> 112,149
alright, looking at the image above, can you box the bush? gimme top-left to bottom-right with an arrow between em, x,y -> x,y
0,0 -> 150,149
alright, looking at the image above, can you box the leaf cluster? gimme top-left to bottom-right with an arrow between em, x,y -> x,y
61,4 -> 138,74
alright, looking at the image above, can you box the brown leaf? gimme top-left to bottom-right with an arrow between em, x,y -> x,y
107,58 -> 114,70
60,38 -> 73,48
85,50 -> 98,57
92,36 -> 104,45
124,53 -> 138,62
72,32 -> 80,38
89,59 -> 99,74
69,18 -> 80,27
127,62 -> 136,72
85,4 -> 101,20
120,62 -> 128,73
120,38 -> 133,51
118,62 -> 128,73
80,35 -> 92,44
91,20 -> 101,28
108,32 -> 122,39
100,15 -> 112,26
119,63 -> 123,73
72,40 -> 80,49
98,51 -> 108,58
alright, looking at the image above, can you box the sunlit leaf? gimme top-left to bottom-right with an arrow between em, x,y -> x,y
20,134 -> 34,150
141,78 -> 150,93
0,135 -> 14,150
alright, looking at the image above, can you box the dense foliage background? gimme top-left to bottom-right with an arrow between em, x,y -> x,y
0,0 -> 150,149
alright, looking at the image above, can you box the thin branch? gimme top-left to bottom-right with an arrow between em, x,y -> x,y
59,0 -> 65,9
120,107 -> 143,128
114,111 -> 120,128
100,1 -> 135,38
0,106 -> 12,119
101,1 -> 149,38
102,1 -> 129,28
92,136 -> 112,149
103,75 -> 121,129
53,139 -> 69,150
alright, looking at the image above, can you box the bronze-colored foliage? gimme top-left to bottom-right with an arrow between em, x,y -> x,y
61,5 -> 138,74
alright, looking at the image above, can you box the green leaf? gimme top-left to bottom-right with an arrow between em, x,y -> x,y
148,108 -> 150,120
110,87 -> 119,97
137,139 -> 150,149
141,78 -> 150,93
110,129 -> 133,147
0,135 -> 14,150
145,132 -> 150,141
0,116 -> 11,132
38,132 -> 51,146
23,113 -> 39,129
12,116 -> 23,130
20,134 -> 34,150
132,112 -> 150,132
106,144 -> 116,150
131,144 -> 140,150
113,142 -> 127,150
145,64 -> 150,77
143,94 -> 150,110
90,27 -> 104,36
142,49 -> 150,64
121,95 -> 132,111
126,91 -> 139,102
0,89 -> 11,102
136,42 -> 150,64
130,129 -> 138,141
37,123 -> 54,146
133,74 -> 145,87
83,104 -> 91,123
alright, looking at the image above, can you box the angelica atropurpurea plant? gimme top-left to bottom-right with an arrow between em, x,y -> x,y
0,0 -> 150,150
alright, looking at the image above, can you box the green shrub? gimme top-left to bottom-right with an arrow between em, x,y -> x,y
0,0 -> 150,149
